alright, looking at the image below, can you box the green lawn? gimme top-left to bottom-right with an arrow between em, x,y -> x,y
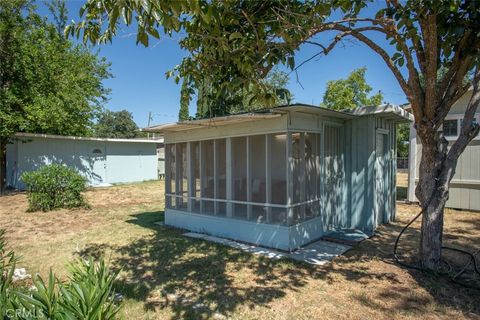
0,181 -> 479,319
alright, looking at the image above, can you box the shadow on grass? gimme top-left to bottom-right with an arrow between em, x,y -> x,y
78,209 -> 480,319
344,214 -> 480,317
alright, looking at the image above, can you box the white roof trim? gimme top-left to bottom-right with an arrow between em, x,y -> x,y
353,104 -> 414,121
14,132 -> 163,143
144,113 -> 281,133
145,103 -> 413,133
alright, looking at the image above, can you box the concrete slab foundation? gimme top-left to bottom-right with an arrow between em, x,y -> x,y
183,232 -> 352,265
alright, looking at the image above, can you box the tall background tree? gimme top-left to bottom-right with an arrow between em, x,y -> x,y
73,0 -> 480,270
178,81 -> 191,121
194,68 -> 292,119
322,67 -> 383,110
322,67 -> 408,158
95,109 -> 139,138
0,0 -> 111,192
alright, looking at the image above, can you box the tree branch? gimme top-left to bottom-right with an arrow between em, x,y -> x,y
327,24 -> 413,107
421,14 -> 438,120
438,55 -> 474,119
437,30 -> 473,100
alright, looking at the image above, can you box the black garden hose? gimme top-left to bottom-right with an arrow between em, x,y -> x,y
393,208 -> 480,290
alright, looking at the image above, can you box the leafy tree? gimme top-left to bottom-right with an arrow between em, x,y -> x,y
178,81 -> 191,121
397,123 -> 410,158
255,68 -> 292,106
95,109 -> 139,139
321,68 -> 412,158
72,1 -> 480,270
0,0 -> 111,192
194,69 -> 292,118
322,67 -> 383,110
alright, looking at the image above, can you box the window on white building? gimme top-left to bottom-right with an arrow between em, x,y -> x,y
443,119 -> 458,137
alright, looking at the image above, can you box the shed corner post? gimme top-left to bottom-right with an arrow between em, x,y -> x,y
343,120 -> 352,227
199,141 -> 204,214
175,143 -> 182,209
286,131 -> 293,225
187,142 -> 193,212
299,132 -> 306,221
265,134 -> 272,223
165,144 -> 171,209
391,121 -> 398,222
226,137 -> 233,218
213,139 -> 218,215
407,122 -> 417,203
367,115 -> 376,231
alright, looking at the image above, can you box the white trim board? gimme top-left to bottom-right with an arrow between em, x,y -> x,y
13,132 -> 161,143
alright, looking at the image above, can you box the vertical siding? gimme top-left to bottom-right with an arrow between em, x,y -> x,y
323,125 -> 345,230
345,115 -> 397,232
413,138 -> 480,211
345,117 -> 370,230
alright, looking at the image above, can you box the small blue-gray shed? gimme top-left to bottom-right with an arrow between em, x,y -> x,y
6,133 -> 161,189
146,104 -> 413,251
145,103 -> 413,251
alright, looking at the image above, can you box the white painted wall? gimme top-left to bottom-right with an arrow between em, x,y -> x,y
408,89 -> 480,210
6,135 -> 158,189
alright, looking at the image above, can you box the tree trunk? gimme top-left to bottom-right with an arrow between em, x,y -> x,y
419,190 -> 447,269
415,126 -> 450,269
0,142 -> 6,195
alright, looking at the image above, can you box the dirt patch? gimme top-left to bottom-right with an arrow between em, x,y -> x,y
0,181 -> 164,245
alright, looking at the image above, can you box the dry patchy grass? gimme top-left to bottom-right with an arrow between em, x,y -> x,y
0,181 -> 479,320
397,171 -> 409,188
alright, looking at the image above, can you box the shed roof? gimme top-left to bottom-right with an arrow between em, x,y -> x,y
14,132 -> 163,143
144,103 -> 413,133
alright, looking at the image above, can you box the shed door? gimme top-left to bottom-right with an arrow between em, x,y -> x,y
375,133 -> 387,227
324,126 -> 343,229
91,145 -> 107,185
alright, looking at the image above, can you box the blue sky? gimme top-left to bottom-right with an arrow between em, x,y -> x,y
38,1 -> 406,128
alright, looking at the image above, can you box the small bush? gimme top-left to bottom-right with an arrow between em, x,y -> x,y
21,164 -> 89,212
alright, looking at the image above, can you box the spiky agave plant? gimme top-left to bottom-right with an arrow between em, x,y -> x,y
1,228 -> 122,319
0,229 -> 20,317
58,258 -> 122,319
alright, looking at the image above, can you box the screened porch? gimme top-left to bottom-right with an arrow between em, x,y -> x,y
165,131 -> 336,227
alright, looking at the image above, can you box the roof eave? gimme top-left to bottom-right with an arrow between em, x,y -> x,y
353,104 -> 414,122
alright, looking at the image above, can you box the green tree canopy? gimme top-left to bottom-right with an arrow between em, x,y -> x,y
397,123 -> 410,158
322,68 -> 383,110
0,0 -> 111,192
95,110 -> 139,139
195,69 -> 292,119
0,0 -> 110,140
72,0 -> 480,269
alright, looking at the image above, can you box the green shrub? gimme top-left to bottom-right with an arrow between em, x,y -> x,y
21,164 -> 89,212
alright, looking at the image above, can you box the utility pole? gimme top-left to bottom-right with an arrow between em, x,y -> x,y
147,111 -> 153,139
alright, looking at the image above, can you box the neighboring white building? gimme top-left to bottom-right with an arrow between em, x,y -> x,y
6,133 -> 159,189
408,89 -> 480,211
